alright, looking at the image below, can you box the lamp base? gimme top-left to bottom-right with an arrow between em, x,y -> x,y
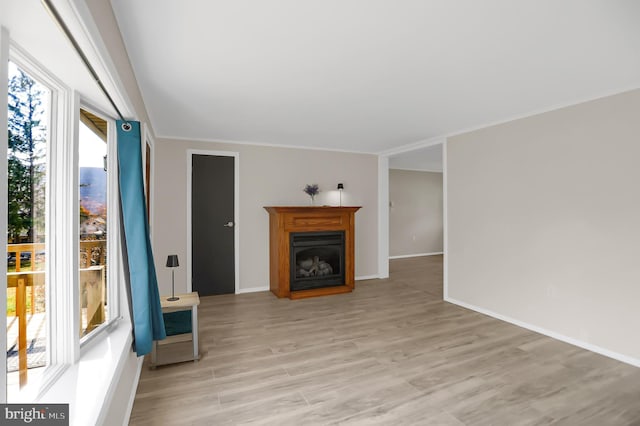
166,296 -> 180,301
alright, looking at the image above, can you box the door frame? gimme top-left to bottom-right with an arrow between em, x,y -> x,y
378,138 -> 447,296
186,149 -> 240,294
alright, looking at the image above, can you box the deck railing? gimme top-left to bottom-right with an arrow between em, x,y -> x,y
6,240 -> 106,387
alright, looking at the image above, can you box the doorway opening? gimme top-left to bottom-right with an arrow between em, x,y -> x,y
382,140 -> 446,299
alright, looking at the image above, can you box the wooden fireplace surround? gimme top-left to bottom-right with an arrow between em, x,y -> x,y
264,206 -> 361,299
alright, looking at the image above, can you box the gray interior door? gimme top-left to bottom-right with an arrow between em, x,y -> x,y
192,154 -> 235,296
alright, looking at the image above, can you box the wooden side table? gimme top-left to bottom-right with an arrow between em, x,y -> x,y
151,292 -> 200,368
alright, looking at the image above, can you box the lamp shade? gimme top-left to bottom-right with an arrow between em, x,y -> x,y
166,254 -> 179,267
337,183 -> 344,190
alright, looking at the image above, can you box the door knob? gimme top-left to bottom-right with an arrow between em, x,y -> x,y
223,221 -> 234,228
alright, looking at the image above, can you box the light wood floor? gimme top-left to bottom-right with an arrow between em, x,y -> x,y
130,256 -> 640,425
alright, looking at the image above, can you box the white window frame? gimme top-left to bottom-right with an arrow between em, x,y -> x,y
1,26 -> 9,405
77,103 -> 121,349
6,44 -> 72,401
3,41 -> 123,402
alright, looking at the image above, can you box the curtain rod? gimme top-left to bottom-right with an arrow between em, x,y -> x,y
41,0 -> 128,123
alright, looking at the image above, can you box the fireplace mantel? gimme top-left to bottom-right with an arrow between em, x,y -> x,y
264,206 -> 361,299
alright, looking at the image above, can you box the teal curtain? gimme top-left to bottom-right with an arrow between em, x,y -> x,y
117,120 -> 165,356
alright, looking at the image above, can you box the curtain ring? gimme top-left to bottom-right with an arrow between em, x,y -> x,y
121,122 -> 132,132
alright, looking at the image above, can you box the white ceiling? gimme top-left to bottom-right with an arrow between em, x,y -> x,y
111,0 -> 640,154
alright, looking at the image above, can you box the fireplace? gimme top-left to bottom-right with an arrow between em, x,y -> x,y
290,231 -> 345,291
264,206 -> 360,299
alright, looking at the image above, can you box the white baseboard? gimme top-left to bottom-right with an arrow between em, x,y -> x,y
356,274 -> 379,281
122,357 -> 144,426
389,252 -> 443,259
236,286 -> 270,294
445,296 -> 640,369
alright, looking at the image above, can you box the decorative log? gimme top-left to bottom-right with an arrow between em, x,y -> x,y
308,256 -> 320,276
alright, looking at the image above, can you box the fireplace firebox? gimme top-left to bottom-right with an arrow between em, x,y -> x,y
290,231 -> 345,291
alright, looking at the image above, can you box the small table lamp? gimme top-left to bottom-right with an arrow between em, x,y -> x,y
166,255 -> 179,301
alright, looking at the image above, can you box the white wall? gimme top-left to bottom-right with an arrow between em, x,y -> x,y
85,0 -> 153,127
153,139 -> 379,294
98,348 -> 141,426
447,89 -> 640,363
389,169 -> 443,257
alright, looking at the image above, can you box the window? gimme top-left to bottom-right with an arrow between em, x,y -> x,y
4,49 -> 121,401
78,109 -> 109,339
6,60 -> 51,394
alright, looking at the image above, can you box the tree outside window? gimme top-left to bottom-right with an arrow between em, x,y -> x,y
6,62 -> 50,392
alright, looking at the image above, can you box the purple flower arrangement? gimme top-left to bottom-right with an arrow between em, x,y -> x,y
303,184 -> 320,203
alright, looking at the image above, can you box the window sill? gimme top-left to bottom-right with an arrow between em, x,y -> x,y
35,317 -> 136,426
